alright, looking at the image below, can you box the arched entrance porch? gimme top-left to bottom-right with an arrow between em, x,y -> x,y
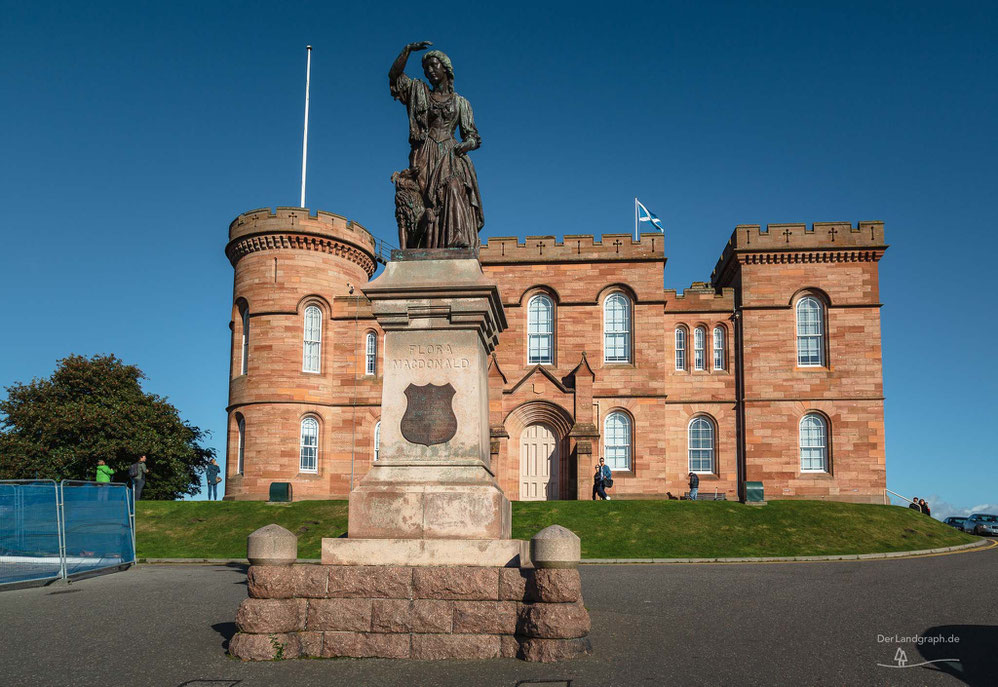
502,401 -> 575,501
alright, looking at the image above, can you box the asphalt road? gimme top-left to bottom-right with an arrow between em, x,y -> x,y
1,544 -> 996,687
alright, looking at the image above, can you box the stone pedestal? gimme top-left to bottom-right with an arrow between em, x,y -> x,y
228,564 -> 592,662
228,251 -> 592,662
343,252 -> 511,542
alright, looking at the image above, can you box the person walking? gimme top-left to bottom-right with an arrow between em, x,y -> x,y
128,455 -> 149,502
688,472 -> 700,501
205,458 -> 221,501
592,457 -> 612,501
95,460 -> 114,501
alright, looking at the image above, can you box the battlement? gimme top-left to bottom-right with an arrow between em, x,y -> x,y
228,207 -> 377,250
711,221 -> 887,286
226,207 -> 378,276
664,282 -> 735,312
480,233 -> 664,264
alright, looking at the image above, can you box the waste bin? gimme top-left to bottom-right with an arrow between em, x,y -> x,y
269,482 -> 293,503
745,481 -> 765,503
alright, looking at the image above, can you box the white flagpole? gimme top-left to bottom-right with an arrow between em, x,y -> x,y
300,45 -> 312,209
634,197 -> 639,240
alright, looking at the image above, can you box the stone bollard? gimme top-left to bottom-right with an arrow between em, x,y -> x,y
247,524 -> 297,566
530,524 -> 581,569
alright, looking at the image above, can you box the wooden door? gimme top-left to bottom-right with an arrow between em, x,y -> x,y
519,423 -> 559,501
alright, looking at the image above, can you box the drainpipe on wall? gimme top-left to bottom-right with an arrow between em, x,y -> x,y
733,309 -> 746,502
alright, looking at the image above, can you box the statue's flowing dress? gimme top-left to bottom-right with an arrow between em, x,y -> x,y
391,73 -> 484,250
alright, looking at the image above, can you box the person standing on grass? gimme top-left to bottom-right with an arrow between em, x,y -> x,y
919,499 -> 931,517
688,472 -> 699,501
205,458 -> 221,501
909,497 -> 922,512
129,455 -> 149,502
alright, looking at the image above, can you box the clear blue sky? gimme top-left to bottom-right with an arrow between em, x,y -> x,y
1,1 -> 995,514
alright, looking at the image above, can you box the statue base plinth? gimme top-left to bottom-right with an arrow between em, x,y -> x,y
322,537 -> 526,567
349,255 -> 509,541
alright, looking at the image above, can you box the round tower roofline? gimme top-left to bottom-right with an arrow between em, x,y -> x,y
226,206 -> 378,278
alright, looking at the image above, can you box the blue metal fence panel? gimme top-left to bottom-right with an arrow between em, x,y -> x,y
60,481 -> 135,579
0,479 -> 135,588
0,480 -> 63,586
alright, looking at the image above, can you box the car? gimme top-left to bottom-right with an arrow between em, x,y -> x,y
962,513 -> 998,536
943,516 -> 968,530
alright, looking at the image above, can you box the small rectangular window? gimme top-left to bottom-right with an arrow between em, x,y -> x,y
713,327 -> 725,370
693,327 -> 706,371
365,333 -> 377,376
675,328 -> 686,371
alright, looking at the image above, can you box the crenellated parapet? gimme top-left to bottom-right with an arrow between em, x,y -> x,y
711,221 -> 887,287
665,282 -> 735,313
226,207 -> 378,277
480,233 -> 665,264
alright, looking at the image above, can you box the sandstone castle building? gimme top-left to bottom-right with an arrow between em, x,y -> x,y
223,207 -> 887,503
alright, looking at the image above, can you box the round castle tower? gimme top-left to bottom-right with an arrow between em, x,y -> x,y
224,207 -> 379,500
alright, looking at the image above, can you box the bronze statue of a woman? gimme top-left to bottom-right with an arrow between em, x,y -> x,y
389,41 -> 484,252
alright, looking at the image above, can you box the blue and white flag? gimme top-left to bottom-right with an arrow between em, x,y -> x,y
635,198 -> 664,236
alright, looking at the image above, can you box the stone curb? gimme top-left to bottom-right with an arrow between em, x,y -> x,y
579,539 -> 990,564
138,539 -> 990,566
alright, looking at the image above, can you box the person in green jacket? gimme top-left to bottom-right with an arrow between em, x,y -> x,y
95,460 -> 114,483
95,460 -> 114,501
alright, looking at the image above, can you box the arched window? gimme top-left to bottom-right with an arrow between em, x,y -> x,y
236,415 -> 245,474
527,295 -> 554,364
796,297 -> 824,367
713,326 -> 726,371
240,308 -> 249,375
303,305 -> 322,373
688,416 -> 715,473
800,414 -> 828,472
299,416 -> 319,473
675,327 -> 687,371
374,421 -> 381,462
693,326 -> 706,371
603,293 -> 631,363
365,332 -> 377,376
604,411 -> 632,471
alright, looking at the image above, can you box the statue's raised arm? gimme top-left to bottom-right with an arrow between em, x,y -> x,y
389,43 -> 484,252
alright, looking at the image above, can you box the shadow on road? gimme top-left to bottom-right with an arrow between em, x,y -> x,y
211,622 -> 237,652
214,562 -> 248,585
917,625 -> 998,687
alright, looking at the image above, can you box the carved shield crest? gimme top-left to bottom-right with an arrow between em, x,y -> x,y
400,383 -> 458,446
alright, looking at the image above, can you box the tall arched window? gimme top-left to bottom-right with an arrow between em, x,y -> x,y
675,327 -> 687,371
527,295 -> 554,364
299,416 -> 319,473
603,293 -> 631,363
796,297 -> 824,367
693,326 -> 706,371
800,414 -> 828,472
688,416 -> 715,473
240,308 -> 249,375
374,420 -> 381,462
236,415 -> 245,474
365,332 -> 377,376
604,411 -> 632,471
303,305 -> 322,373
713,326 -> 726,371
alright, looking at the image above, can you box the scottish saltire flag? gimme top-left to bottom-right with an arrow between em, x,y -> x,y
635,198 -> 664,235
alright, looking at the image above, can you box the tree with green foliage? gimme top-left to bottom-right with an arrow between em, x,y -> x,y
0,354 -> 215,500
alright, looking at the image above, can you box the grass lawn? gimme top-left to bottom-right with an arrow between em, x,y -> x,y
135,499 -> 977,560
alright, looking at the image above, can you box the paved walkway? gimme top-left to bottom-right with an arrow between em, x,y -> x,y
2,545 -> 996,686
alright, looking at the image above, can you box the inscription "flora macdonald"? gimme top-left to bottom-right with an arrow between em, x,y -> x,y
391,344 -> 471,370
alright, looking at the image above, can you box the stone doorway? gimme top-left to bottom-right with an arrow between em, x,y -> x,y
519,423 -> 560,500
